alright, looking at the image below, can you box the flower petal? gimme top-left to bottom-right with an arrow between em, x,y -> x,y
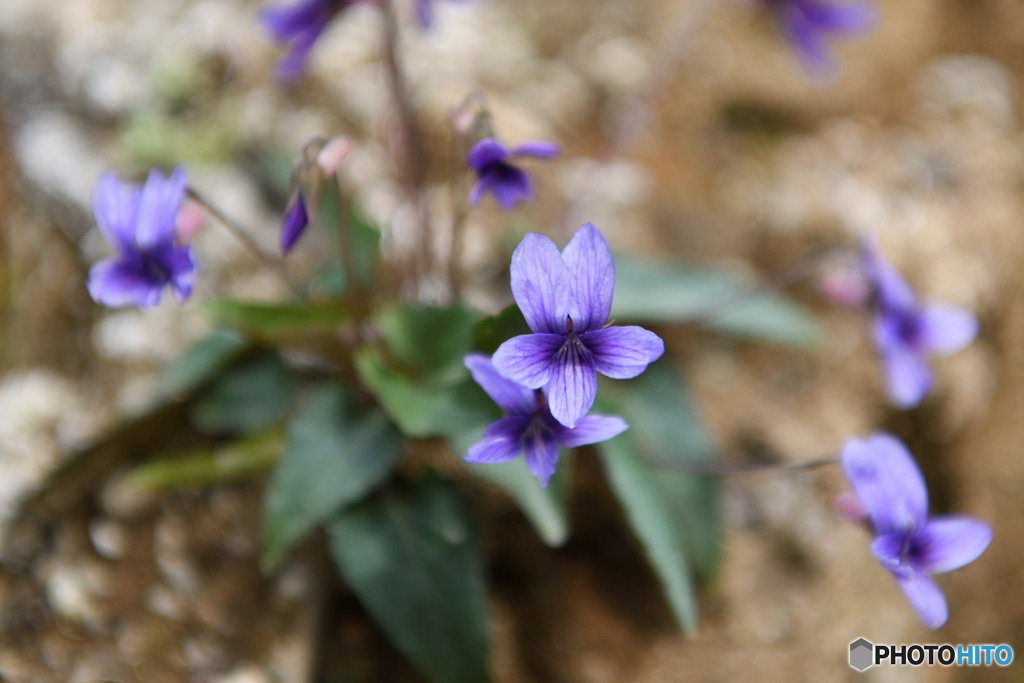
466,138 -> 509,172
492,333 -> 563,388
510,141 -> 559,159
92,173 -> 141,256
464,353 -> 537,416
914,516 -> 992,575
545,341 -> 596,429
523,427 -> 560,487
464,416 -> 531,464
161,246 -> 197,304
414,0 -> 433,28
893,570 -> 948,629
561,222 -> 614,332
136,166 -> 186,252
509,233 -> 575,334
862,237 -> 918,312
871,532 -> 907,571
918,303 -> 978,358
480,165 -> 532,211
87,258 -> 165,308
876,328 -> 933,409
841,433 -> 928,536
553,413 -> 628,448
805,0 -> 877,33
280,195 -> 310,252
583,326 -> 665,379
781,1 -> 833,72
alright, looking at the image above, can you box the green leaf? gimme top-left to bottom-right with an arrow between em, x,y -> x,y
470,305 -> 530,355
611,255 -> 822,348
190,353 -> 296,434
262,383 -> 404,569
125,428 -> 283,491
451,429 -> 570,547
153,330 -> 250,400
355,348 -> 498,438
310,194 -> 382,296
201,300 -> 349,338
327,478 -> 490,683
595,362 -> 723,633
377,304 -> 476,379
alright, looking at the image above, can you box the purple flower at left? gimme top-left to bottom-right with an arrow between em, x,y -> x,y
260,0 -> 370,81
87,167 -> 197,309
464,353 -> 628,487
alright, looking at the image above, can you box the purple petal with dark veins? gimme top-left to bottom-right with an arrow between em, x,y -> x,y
553,413 -> 628,448
918,303 -> 978,358
280,195 -> 310,252
842,433 -> 928,536
87,258 -> 166,308
546,340 -> 596,429
136,166 -> 186,252
913,517 -> 992,575
464,353 -> 537,416
92,173 -> 141,257
510,141 -> 559,159
465,416 -> 531,464
893,570 -> 948,629
561,222 -> 614,332
466,138 -> 509,172
522,425 -> 560,487
492,333 -> 564,389
509,233 -> 576,334
583,326 -> 665,379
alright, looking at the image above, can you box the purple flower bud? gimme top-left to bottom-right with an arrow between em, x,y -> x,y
861,239 -> 978,409
464,353 -> 628,487
492,223 -> 664,429
467,137 -> 559,212
87,167 -> 196,308
841,433 -> 991,629
760,0 -> 876,73
280,195 -> 310,253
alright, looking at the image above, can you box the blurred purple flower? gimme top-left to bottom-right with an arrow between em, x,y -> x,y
492,223 -> 664,429
414,0 -> 471,29
464,353 -> 628,486
467,137 -> 558,212
87,167 -> 196,308
280,195 -> 310,252
862,240 -> 978,409
260,0 -> 368,81
762,0 -> 876,72
842,433 -> 991,629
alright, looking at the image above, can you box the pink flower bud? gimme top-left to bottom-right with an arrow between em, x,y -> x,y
316,136 -> 352,177
175,200 -> 205,242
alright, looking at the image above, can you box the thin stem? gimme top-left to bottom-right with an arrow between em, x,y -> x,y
448,136 -> 469,299
644,454 -> 841,477
558,0 -> 720,236
380,0 -> 432,289
186,188 -> 305,298
333,175 -> 366,317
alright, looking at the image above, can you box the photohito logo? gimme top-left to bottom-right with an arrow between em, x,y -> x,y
849,638 -> 1013,671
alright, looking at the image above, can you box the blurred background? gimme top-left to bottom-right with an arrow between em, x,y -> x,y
0,0 -> 1021,680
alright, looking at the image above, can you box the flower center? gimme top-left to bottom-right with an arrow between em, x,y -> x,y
895,309 -> 923,346
142,254 -> 171,284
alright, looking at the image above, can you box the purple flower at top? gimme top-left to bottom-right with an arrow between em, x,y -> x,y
260,0 -> 367,81
862,240 -> 978,409
762,0 -> 876,72
467,137 -> 559,212
492,223 -> 664,429
87,167 -> 196,308
842,433 -> 991,629
464,354 -> 628,487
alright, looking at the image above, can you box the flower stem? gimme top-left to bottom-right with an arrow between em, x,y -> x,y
186,187 -> 305,298
332,176 -> 367,317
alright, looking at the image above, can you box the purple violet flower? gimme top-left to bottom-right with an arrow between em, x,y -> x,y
280,194 -> 310,253
862,240 -> 978,409
492,223 -> 665,429
464,353 -> 628,487
467,137 -> 559,212
87,167 -> 196,308
260,0 -> 367,81
842,433 -> 992,629
763,0 -> 876,72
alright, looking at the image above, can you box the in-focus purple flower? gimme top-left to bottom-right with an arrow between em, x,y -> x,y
842,433 -> 991,629
762,0 -> 876,73
260,0 -> 367,81
280,195 -> 310,252
467,137 -> 559,212
861,240 -> 978,409
87,167 -> 196,308
464,353 -> 628,487
492,223 -> 665,429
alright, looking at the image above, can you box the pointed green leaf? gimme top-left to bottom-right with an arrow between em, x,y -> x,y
327,478 -> 490,683
452,429 -> 570,547
190,353 -> 296,434
153,330 -> 250,400
377,304 -> 477,379
262,383 -> 404,569
611,255 -> 822,348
